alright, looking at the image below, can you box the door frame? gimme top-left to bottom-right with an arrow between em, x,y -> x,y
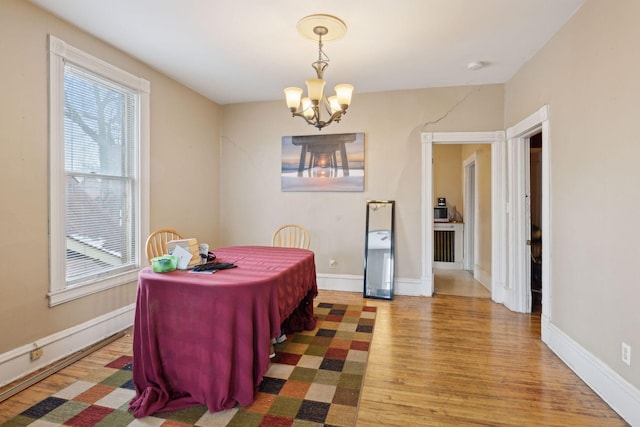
420,131 -> 507,303
505,106 -> 551,323
463,153 -> 477,272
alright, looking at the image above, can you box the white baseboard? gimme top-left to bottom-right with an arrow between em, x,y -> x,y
0,304 -> 135,389
543,317 -> 640,426
395,278 -> 425,296
433,261 -> 463,270
473,265 -> 491,291
316,273 -> 362,293
316,274 -> 425,297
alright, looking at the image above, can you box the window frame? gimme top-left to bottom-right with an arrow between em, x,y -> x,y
48,35 -> 150,306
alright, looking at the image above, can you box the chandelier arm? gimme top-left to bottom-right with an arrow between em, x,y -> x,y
323,98 -> 348,121
322,110 -> 345,126
290,103 -> 320,126
291,113 -> 324,129
290,108 -> 346,130
310,103 -> 321,122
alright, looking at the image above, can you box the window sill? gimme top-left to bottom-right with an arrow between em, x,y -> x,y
47,269 -> 139,307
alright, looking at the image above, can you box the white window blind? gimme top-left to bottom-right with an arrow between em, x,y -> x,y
63,64 -> 138,285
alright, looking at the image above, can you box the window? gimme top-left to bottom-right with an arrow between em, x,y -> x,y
48,36 -> 149,306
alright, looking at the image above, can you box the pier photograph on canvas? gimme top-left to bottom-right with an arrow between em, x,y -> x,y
281,132 -> 365,192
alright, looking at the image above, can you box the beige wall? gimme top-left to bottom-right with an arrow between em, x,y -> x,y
433,145 -> 463,218
220,85 -> 504,279
0,0 -> 220,352
505,0 -> 640,387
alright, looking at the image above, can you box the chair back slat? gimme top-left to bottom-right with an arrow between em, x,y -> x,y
271,224 -> 310,249
145,229 -> 184,264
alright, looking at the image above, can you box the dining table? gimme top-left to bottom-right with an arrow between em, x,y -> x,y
128,245 -> 318,417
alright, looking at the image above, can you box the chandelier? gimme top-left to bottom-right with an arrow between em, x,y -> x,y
284,14 -> 354,131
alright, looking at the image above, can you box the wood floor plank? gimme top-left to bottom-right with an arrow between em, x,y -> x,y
0,291 -> 628,426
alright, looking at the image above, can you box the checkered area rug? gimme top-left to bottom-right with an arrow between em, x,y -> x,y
5,302 -> 376,426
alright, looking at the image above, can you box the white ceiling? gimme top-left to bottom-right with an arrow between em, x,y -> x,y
30,0 -> 584,105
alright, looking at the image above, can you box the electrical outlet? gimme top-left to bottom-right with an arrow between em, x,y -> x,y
621,342 -> 631,366
329,258 -> 336,269
30,348 -> 43,361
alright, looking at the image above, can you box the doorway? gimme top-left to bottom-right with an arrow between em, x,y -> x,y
529,132 -> 542,312
420,131 -> 507,302
431,146 -> 488,298
504,105 -> 550,317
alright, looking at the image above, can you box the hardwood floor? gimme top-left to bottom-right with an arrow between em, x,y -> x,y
0,290 -> 628,426
434,269 -> 491,298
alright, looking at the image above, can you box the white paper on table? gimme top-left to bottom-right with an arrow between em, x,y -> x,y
171,245 -> 193,270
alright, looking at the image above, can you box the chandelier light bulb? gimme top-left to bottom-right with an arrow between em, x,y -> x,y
301,98 -> 314,119
305,78 -> 326,102
334,84 -> 354,108
327,96 -> 341,114
284,87 -> 303,111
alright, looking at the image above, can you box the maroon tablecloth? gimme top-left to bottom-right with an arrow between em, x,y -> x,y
129,246 -> 318,417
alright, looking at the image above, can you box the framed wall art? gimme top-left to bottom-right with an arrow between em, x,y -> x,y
281,132 -> 365,192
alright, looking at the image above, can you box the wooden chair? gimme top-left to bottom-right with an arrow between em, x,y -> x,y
271,224 -> 310,249
145,229 -> 184,264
